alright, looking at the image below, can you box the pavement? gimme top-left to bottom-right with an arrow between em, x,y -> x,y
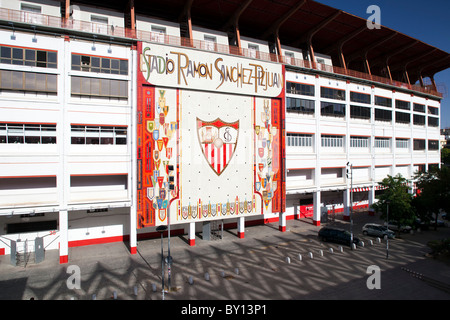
0,210 -> 449,303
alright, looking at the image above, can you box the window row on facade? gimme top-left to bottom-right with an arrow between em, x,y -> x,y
286,81 -> 439,114
0,123 -> 128,145
0,45 -> 130,99
286,97 -> 439,127
287,133 -> 439,151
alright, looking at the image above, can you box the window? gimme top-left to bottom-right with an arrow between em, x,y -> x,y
21,3 -> 42,13
413,114 -> 425,126
350,105 -> 371,120
396,138 -> 409,149
286,97 -> 314,114
284,52 -> 295,64
91,15 -> 108,25
320,101 -> 345,117
375,96 -> 392,108
0,45 -> 57,68
71,54 -> 128,75
248,44 -> 259,59
428,140 -> 439,150
151,26 -> 166,43
0,70 -> 57,93
413,103 -> 425,113
287,133 -> 313,147
395,111 -> 410,124
395,100 -> 410,110
71,125 -> 127,145
204,36 -> 217,51
375,137 -> 390,148
321,135 -> 344,148
428,117 -> 439,127
71,76 -> 128,99
374,108 -> 392,122
350,92 -> 371,104
286,82 -> 314,96
413,139 -> 425,151
0,123 -> 56,144
428,106 -> 439,115
320,87 -> 345,100
350,136 -> 369,148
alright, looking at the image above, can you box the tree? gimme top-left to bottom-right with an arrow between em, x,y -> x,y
441,148 -> 450,167
413,166 -> 450,230
371,174 -> 415,230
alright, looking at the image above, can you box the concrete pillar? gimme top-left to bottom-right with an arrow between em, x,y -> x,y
59,209 -> 69,264
368,187 -> 375,216
188,222 -> 195,246
129,205 -> 137,254
313,191 -> 321,226
237,216 -> 245,238
343,189 -> 350,221
279,211 -> 286,232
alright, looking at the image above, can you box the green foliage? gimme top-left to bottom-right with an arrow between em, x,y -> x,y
441,148 -> 450,166
371,174 -> 415,227
413,166 -> 450,226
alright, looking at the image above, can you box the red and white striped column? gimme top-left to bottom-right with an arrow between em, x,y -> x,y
237,217 -> 245,238
188,222 -> 195,246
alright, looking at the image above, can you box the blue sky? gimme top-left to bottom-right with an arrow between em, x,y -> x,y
316,0 -> 450,128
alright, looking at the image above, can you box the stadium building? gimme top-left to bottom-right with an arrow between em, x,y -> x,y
0,0 -> 448,264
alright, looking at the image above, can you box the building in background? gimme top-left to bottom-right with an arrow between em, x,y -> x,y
0,0 -> 448,264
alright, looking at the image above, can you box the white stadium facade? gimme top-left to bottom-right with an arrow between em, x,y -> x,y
0,0 -> 448,264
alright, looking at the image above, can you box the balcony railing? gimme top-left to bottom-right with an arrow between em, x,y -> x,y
0,7 -> 442,98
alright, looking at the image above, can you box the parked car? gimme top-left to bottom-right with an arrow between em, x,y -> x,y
414,218 -> 429,230
384,221 -> 412,233
318,227 -> 360,247
362,223 -> 395,239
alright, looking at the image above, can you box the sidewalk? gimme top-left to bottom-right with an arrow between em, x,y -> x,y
0,211 -> 449,300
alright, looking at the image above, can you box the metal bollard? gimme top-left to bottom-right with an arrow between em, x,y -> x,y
329,248 -> 334,254
308,252 -> 313,259
152,283 -> 157,291
319,249 -> 323,256
204,272 -> 210,281
234,268 -> 239,275
298,254 -> 302,261
188,276 -> 194,285
286,257 -> 291,264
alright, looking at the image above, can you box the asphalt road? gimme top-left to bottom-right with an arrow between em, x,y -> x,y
0,210 -> 449,302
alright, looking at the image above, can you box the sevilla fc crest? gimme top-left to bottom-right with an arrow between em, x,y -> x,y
197,117 -> 239,176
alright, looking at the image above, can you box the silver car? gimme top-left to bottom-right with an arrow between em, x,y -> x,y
362,223 -> 395,239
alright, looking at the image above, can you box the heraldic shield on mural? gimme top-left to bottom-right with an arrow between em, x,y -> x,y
197,118 -> 239,176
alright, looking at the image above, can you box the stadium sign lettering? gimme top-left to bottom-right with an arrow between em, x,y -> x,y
140,43 -> 283,97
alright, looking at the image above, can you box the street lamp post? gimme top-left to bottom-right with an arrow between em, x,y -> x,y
385,200 -> 390,259
346,162 -> 354,248
167,165 -> 175,292
156,225 -> 167,300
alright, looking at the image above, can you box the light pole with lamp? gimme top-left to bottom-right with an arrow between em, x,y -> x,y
385,200 -> 390,259
346,162 -> 354,248
166,165 -> 175,292
156,225 -> 167,300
